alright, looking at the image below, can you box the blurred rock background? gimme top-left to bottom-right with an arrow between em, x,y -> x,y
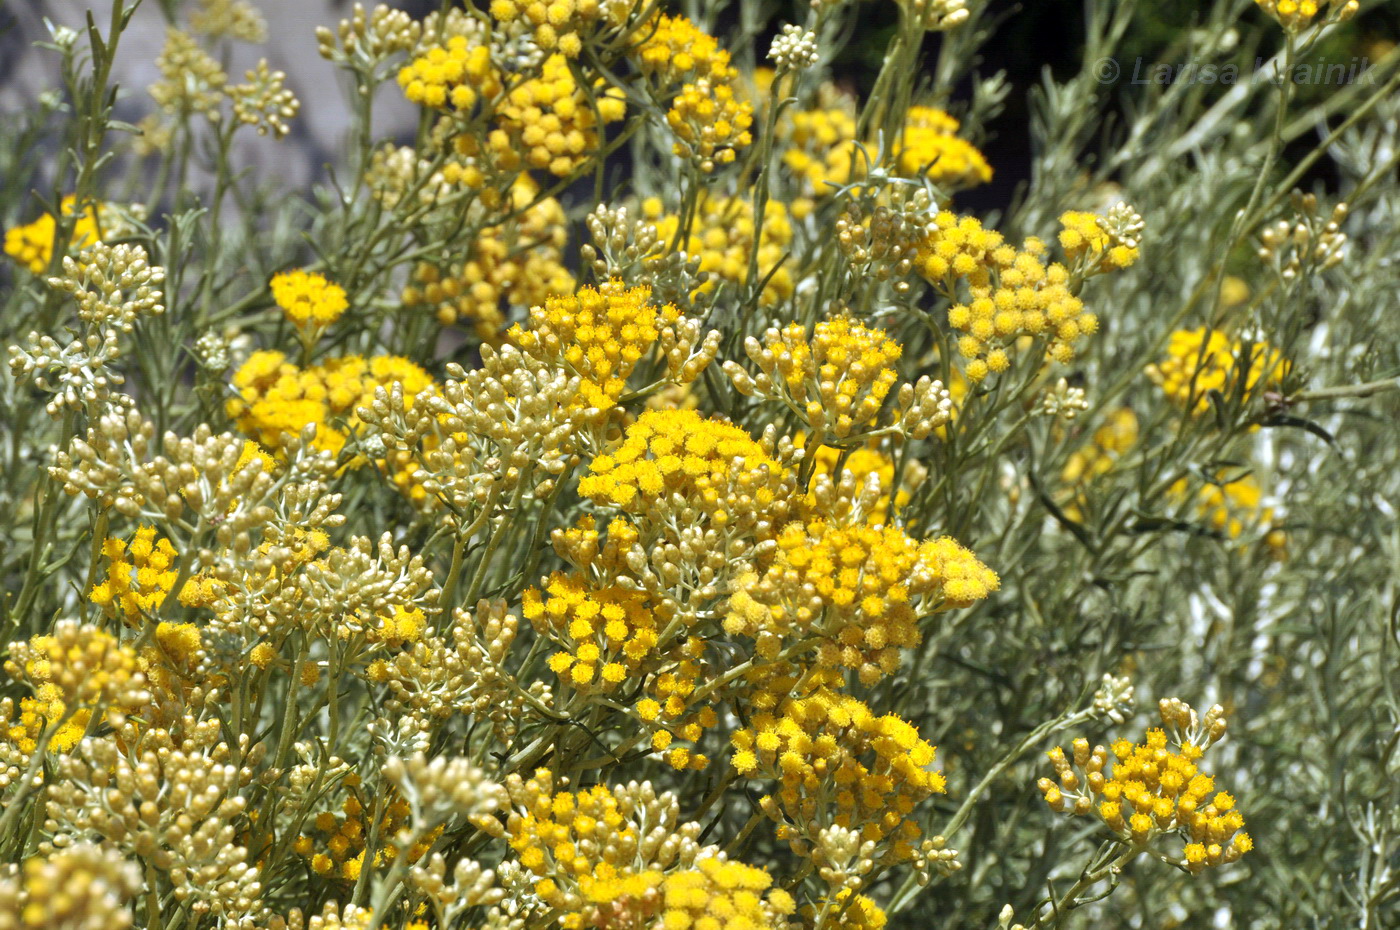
0,0 -> 434,195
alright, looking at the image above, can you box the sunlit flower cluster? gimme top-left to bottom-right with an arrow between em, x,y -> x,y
1039,701 -> 1251,873
727,318 -> 953,441
492,54 -> 626,177
3,196 -> 112,275
1254,0 -> 1358,33
727,517 -> 997,683
89,526 -> 181,624
397,34 -> 499,111
921,211 -> 1105,381
1147,327 -> 1286,415
228,350 -> 433,455
507,281 -> 717,413
271,269 -> 349,330
732,686 -> 946,859
402,180 -> 573,338
781,101 -> 990,194
646,193 -> 798,307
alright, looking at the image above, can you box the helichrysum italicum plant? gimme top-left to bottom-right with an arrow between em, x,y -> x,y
2,0 -> 1399,928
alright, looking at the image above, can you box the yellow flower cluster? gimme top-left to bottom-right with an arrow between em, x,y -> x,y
507,281 -> 681,412
634,14 -> 735,85
921,211 -> 1100,381
667,78 -> 754,172
762,319 -> 902,440
2,636 -> 97,754
1040,728 -> 1252,872
403,180 -> 573,338
1146,327 -> 1286,415
727,518 -> 998,684
298,788 -> 437,882
731,687 -> 946,857
1059,211 -> 1139,273
397,35 -> 499,111
489,0 -> 609,58
1170,472 -> 1286,555
633,14 -> 753,172
645,194 -> 797,307
506,774 -> 652,924
89,526 -> 180,624
492,54 -> 626,177
657,856 -> 795,930
783,105 -> 861,191
781,103 -> 990,194
228,350 -> 433,455
894,106 -> 993,191
4,623 -> 148,733
270,269 -> 348,329
1058,407 -> 1139,521
805,890 -> 889,930
578,409 -> 787,514
137,622 -> 204,701
1254,0 -> 1357,32
3,195 -> 108,274
526,569 -> 659,692
505,770 -> 794,929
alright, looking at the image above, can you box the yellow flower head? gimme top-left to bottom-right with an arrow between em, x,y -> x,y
1040,725 -> 1251,872
508,281 -> 681,412
89,526 -> 181,625
398,34 -> 500,111
732,688 -> 946,856
727,518 -> 997,683
3,196 -> 110,274
1146,327 -> 1286,415
271,269 -> 349,328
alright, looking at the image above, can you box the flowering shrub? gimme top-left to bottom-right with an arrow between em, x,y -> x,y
1,1 -> 1397,928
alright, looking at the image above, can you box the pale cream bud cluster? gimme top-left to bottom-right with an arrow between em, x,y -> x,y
50,417 -> 340,579
814,824 -> 878,892
1092,672 -> 1135,724
194,330 -> 231,371
150,29 -> 227,118
297,533 -> 438,640
896,375 -> 954,439
384,753 -> 508,832
909,835 -> 962,884
363,144 -> 454,210
50,243 -> 166,331
578,203 -> 707,306
191,0 -> 269,43
231,60 -> 301,139
1039,377 -> 1089,420
6,621 -> 149,722
1101,201 -> 1145,251
1258,193 -> 1348,280
412,854 -> 506,928
361,348 -> 585,519
0,843 -> 140,930
316,3 -> 422,63
45,722 -> 268,928
376,600 -> 530,745
769,24 -> 820,72
10,243 -> 165,416
1158,697 -> 1229,752
808,469 -> 887,527
900,0 -> 970,31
